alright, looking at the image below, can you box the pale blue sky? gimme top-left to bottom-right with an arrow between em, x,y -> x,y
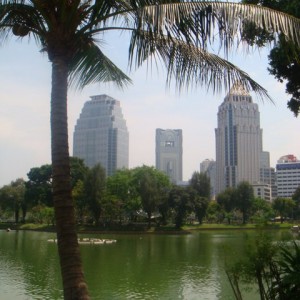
1,32 -> 299,187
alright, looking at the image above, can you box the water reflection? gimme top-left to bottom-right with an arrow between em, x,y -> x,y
0,230 -> 62,299
0,229 -> 296,299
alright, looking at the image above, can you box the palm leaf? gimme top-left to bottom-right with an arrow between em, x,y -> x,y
69,41 -> 132,89
139,2 -> 300,50
129,30 -> 271,99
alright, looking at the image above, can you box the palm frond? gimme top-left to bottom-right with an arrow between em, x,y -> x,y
129,30 -> 271,100
139,2 -> 300,51
69,41 -> 132,89
0,0 -> 47,44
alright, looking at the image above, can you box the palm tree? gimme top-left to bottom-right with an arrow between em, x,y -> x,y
0,1 -> 299,298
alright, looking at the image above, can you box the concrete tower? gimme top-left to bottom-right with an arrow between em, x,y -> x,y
215,84 -> 262,194
73,94 -> 129,176
156,129 -> 183,184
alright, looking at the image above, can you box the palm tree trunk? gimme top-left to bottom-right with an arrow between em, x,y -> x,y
51,58 -> 89,299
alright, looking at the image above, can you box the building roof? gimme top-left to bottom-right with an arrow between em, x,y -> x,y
228,82 -> 251,97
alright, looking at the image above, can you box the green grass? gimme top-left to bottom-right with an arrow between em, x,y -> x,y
182,222 -> 294,231
19,223 -> 55,231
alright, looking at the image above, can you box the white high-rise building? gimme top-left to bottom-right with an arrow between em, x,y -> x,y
73,94 -> 129,176
215,84 -> 262,195
156,129 -> 183,184
276,154 -> 300,198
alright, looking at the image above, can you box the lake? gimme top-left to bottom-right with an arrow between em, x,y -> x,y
0,229 -> 294,299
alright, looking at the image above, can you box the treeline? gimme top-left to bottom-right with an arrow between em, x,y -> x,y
214,183 -> 300,225
0,157 -> 211,229
1,157 -> 300,229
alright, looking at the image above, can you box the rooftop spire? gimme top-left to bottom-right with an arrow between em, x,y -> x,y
228,82 -> 251,97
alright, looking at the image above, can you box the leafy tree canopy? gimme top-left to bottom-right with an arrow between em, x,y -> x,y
0,178 -> 25,222
242,0 -> 300,116
235,181 -> 254,224
84,164 -> 106,225
25,164 -> 53,207
70,157 -> 88,189
132,165 -> 170,226
189,171 -> 211,199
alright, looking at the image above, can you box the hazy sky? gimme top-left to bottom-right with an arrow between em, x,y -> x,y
1,32 -> 299,187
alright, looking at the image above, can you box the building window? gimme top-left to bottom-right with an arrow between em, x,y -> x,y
165,141 -> 174,147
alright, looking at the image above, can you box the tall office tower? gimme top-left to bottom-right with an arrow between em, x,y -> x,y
73,94 -> 129,176
200,159 -> 216,199
156,129 -> 183,184
215,84 -> 262,195
276,154 -> 300,198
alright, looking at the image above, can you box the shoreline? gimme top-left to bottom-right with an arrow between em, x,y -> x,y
0,222 -> 294,235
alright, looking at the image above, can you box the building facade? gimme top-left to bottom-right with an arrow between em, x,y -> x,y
73,94 -> 129,176
260,151 -> 276,201
215,84 -> 263,195
276,154 -> 300,198
252,183 -> 272,202
155,129 -> 183,184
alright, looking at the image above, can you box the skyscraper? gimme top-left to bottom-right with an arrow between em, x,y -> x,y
215,84 -> 262,194
156,129 -> 183,184
276,154 -> 300,198
73,94 -> 129,176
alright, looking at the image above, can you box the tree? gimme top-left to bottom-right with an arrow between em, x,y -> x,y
226,233 -> 300,300
272,197 -> 296,223
216,187 -> 237,224
132,166 -> 170,227
70,157 -> 88,189
189,172 -> 211,224
250,197 -> 274,225
206,200 -> 223,224
169,185 -> 194,229
189,172 -> 211,199
25,164 -> 53,208
235,182 -> 254,224
84,164 -> 106,225
242,0 -> 300,116
1,1 -> 299,298
0,178 -> 25,222
292,187 -> 300,219
106,169 -> 141,222
72,180 -> 86,224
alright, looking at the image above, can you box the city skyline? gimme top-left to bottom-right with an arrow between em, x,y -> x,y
1,34 -> 300,187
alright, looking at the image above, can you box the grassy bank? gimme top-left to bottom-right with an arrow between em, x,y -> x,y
0,221 -> 295,233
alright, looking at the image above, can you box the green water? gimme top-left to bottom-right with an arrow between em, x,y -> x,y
0,229 -> 294,299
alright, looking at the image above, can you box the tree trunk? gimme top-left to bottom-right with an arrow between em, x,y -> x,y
51,58 -> 89,299
15,206 -> 19,223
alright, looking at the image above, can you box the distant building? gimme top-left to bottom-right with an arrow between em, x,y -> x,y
252,183 -> 272,202
276,154 -> 300,198
260,151 -> 276,200
200,159 -> 216,199
156,129 -> 183,184
215,83 -> 262,194
73,94 -> 129,176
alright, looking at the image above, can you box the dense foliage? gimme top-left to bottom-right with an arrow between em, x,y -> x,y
1,162 -> 298,228
226,233 -> 300,300
242,0 -> 300,116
